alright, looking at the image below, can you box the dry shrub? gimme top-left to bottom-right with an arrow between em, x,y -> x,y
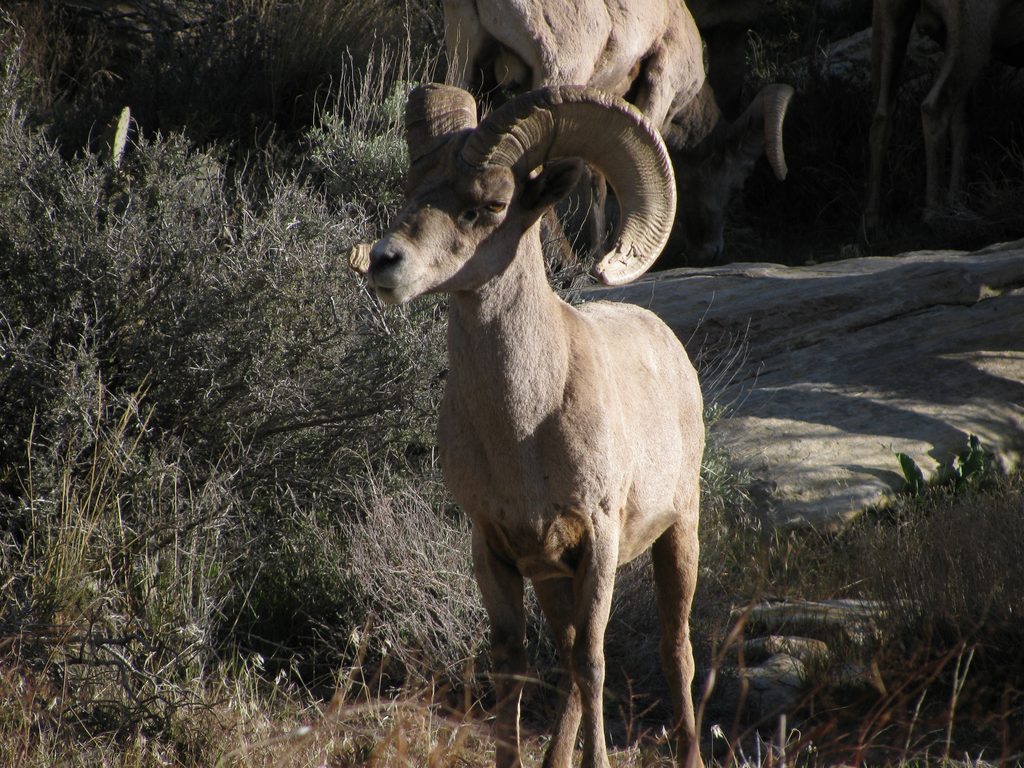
0,387 -> 236,764
211,675 -> 505,768
779,471 -> 1024,763
340,471 -> 488,688
841,471 -> 1024,639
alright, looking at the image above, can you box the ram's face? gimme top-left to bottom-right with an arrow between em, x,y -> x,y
347,83 -> 677,293
666,83 -> 792,266
364,141 -> 519,305
673,148 -> 738,265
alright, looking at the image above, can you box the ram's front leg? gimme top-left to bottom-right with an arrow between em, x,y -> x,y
534,579 -> 582,768
473,528 -> 528,768
572,526 -> 619,768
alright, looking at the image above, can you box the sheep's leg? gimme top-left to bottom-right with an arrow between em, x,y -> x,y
947,95 -> 970,208
572,529 -> 618,768
920,66 -> 969,220
652,514 -> 702,768
921,26 -> 990,219
473,529 -> 527,768
534,579 -> 582,768
540,209 -> 577,271
554,167 -> 608,262
866,0 -> 916,231
628,34 -> 692,134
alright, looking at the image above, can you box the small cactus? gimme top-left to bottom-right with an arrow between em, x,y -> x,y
110,106 -> 130,168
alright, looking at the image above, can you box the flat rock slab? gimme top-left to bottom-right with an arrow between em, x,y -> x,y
586,240 -> 1024,529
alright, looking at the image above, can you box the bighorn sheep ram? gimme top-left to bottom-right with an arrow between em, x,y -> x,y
867,0 -> 1024,228
350,85 -> 705,768
442,0 -> 793,265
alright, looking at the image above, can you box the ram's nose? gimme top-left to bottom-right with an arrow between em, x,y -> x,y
368,238 -> 406,277
698,237 -> 724,265
347,238 -> 408,278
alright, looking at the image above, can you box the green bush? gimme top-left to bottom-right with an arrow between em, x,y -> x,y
306,68 -> 411,216
0,90 -> 442,512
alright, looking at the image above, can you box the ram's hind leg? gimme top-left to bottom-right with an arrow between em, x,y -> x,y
920,20 -> 992,220
652,513 -> 702,768
866,0 -> 916,231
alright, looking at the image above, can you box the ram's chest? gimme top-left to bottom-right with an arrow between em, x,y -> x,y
438,392 -> 621,571
441,400 -> 611,494
477,510 -> 593,582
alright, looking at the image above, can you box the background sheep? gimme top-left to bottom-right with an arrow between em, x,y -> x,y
866,0 -> 1024,229
441,0 -> 793,266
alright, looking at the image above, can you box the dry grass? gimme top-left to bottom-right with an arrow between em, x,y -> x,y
701,470 -> 1024,765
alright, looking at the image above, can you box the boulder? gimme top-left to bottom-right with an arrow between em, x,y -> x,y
587,240 -> 1024,529
742,635 -> 830,666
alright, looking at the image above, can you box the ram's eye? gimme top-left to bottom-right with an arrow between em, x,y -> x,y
459,202 -> 506,227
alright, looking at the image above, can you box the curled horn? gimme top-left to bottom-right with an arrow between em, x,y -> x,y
736,84 -> 794,180
459,86 -> 676,286
763,84 -> 793,180
405,84 -> 479,165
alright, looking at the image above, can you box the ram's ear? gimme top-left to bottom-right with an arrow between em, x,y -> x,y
520,158 -> 585,216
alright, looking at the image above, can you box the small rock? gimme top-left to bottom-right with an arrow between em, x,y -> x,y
743,635 -> 830,666
713,653 -> 807,722
744,600 -> 885,649
746,652 -> 804,691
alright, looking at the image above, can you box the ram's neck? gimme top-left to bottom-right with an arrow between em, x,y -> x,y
445,234 -> 570,438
